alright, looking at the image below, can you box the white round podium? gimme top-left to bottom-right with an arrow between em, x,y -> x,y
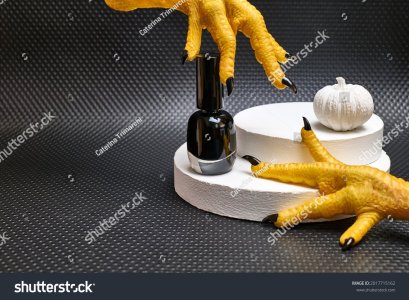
174,144 -> 390,222
174,102 -> 390,222
235,102 -> 383,165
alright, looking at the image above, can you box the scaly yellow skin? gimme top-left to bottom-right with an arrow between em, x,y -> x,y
105,0 -> 292,90
246,118 -> 409,250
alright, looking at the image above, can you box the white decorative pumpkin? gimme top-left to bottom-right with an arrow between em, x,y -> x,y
313,77 -> 374,131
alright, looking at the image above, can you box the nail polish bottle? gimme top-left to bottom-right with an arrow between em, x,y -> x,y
187,53 -> 237,175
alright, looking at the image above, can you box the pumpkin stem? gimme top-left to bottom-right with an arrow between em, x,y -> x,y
336,77 -> 347,89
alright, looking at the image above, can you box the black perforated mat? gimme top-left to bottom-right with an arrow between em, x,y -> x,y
0,0 -> 409,272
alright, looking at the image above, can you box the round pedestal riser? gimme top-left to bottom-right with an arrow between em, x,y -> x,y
174,143 -> 391,222
235,102 -> 383,165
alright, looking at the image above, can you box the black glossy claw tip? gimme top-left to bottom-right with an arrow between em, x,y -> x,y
282,77 -> 297,94
242,155 -> 261,166
262,214 -> 278,224
181,50 -> 188,65
302,117 -> 312,131
341,238 -> 355,251
285,53 -> 297,62
226,77 -> 234,96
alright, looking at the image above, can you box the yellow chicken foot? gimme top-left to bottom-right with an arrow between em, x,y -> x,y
243,117 -> 409,250
105,0 -> 297,94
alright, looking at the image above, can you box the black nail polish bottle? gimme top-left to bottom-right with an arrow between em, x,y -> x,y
187,53 -> 237,175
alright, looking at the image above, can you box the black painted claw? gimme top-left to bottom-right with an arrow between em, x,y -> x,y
262,214 -> 278,224
181,49 -> 188,65
282,77 -> 297,94
285,53 -> 298,63
302,117 -> 312,131
226,77 -> 234,96
242,155 -> 261,166
341,238 -> 355,251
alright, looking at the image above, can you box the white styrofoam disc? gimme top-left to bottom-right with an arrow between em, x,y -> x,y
174,143 -> 391,222
235,102 -> 384,165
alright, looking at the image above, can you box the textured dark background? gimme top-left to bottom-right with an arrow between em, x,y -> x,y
0,0 -> 408,272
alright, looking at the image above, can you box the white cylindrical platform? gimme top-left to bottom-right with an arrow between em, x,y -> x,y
234,102 -> 384,165
174,143 -> 391,222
